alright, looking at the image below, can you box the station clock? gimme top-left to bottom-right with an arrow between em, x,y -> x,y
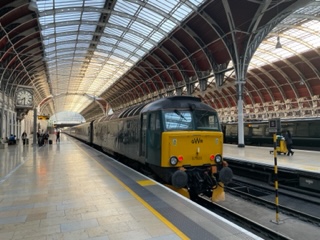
16,87 -> 34,108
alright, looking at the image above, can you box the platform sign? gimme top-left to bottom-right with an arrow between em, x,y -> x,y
38,115 -> 50,120
269,118 -> 281,133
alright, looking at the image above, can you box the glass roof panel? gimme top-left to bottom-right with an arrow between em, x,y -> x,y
54,12 -> 81,22
130,55 -> 139,62
113,49 -> 130,58
250,18 -> 320,70
136,49 -> 146,57
172,3 -> 193,21
41,28 -> 55,36
108,15 -> 131,27
130,21 -> 153,35
142,42 -> 154,50
106,28 -> 124,36
124,32 -> 144,45
151,0 -> 174,12
150,31 -> 165,42
118,42 -> 135,51
114,0 -> 139,14
79,24 -> 97,31
97,45 -> 113,52
100,36 -> 118,45
138,8 -> 164,26
81,12 -> 101,21
160,19 -> 176,32
78,34 -> 94,40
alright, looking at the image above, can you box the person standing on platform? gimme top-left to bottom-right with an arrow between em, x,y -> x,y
285,130 -> 294,156
22,131 -> 27,145
44,131 -> 49,144
56,130 -> 60,142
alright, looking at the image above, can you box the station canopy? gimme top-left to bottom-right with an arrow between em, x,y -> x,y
0,0 -> 319,123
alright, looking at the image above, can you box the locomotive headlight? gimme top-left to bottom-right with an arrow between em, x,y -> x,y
215,155 -> 222,164
170,156 -> 178,165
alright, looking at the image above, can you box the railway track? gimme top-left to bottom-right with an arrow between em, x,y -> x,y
196,175 -> 320,240
225,178 -> 320,226
197,195 -> 293,240
195,157 -> 320,239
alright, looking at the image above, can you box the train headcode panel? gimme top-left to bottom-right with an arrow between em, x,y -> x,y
269,118 -> 281,133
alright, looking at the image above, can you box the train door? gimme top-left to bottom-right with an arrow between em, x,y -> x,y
139,113 -> 147,158
146,112 -> 161,165
88,121 -> 93,145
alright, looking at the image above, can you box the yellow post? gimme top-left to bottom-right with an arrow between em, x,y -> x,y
271,133 -> 283,224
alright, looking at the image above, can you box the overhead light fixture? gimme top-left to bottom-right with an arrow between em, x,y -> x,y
275,35 -> 282,49
300,79 -> 305,85
28,0 -> 38,12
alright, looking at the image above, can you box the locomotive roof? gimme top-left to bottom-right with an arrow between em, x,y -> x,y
141,96 -> 215,113
100,96 -> 216,120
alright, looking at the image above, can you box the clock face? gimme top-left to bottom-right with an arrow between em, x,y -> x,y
16,89 -> 33,106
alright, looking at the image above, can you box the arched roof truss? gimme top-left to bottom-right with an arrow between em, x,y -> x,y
1,0 -> 319,122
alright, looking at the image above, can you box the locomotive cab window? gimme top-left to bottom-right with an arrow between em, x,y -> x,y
163,110 -> 220,131
164,111 -> 192,130
195,111 -> 220,131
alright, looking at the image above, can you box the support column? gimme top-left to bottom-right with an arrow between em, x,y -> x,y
33,108 -> 37,145
14,112 -> 17,137
237,81 -> 245,147
1,92 -> 4,139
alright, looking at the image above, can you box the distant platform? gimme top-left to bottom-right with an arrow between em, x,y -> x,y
224,144 -> 320,173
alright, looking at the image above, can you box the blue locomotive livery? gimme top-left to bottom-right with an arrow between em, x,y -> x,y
66,96 -> 233,201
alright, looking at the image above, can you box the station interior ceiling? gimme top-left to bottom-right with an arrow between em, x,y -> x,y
0,0 -> 319,123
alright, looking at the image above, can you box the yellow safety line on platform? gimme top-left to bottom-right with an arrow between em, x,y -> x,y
77,145 -> 189,240
137,179 -> 156,186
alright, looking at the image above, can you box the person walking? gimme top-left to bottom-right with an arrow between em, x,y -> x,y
56,130 -> 60,142
284,130 -> 294,156
22,131 -> 27,145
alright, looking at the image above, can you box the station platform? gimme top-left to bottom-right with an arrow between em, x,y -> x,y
0,134 -> 261,240
224,144 -> 320,173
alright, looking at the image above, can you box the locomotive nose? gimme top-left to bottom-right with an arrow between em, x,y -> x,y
219,167 -> 233,184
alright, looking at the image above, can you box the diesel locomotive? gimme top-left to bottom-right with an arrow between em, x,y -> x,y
66,96 -> 233,201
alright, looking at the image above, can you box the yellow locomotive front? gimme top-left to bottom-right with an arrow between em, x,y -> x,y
160,109 -> 233,201
140,96 -> 232,201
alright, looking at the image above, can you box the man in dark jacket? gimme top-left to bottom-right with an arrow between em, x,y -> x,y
284,130 -> 294,156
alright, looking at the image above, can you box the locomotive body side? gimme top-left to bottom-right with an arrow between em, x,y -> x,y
92,116 -> 144,163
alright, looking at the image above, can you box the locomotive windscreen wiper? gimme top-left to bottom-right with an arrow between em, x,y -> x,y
174,109 -> 187,121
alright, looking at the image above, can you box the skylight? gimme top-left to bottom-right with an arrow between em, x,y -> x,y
36,0 -> 206,113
